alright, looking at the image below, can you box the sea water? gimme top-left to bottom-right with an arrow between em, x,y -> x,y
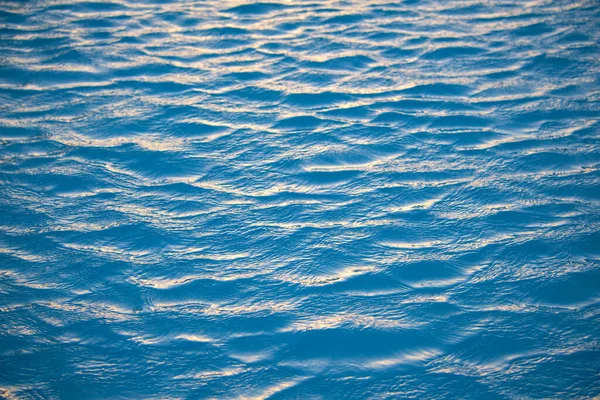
1,0 -> 600,398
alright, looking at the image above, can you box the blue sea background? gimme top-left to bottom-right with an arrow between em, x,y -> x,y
1,0 -> 600,398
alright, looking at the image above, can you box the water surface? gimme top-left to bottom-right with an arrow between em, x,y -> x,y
1,0 -> 600,398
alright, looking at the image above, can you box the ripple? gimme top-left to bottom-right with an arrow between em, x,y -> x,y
1,0 -> 599,398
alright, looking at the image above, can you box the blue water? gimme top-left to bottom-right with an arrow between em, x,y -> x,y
1,0 -> 600,398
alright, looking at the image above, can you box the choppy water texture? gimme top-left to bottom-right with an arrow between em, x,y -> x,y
1,0 -> 600,398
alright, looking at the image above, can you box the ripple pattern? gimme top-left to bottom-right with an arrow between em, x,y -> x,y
1,0 -> 600,398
